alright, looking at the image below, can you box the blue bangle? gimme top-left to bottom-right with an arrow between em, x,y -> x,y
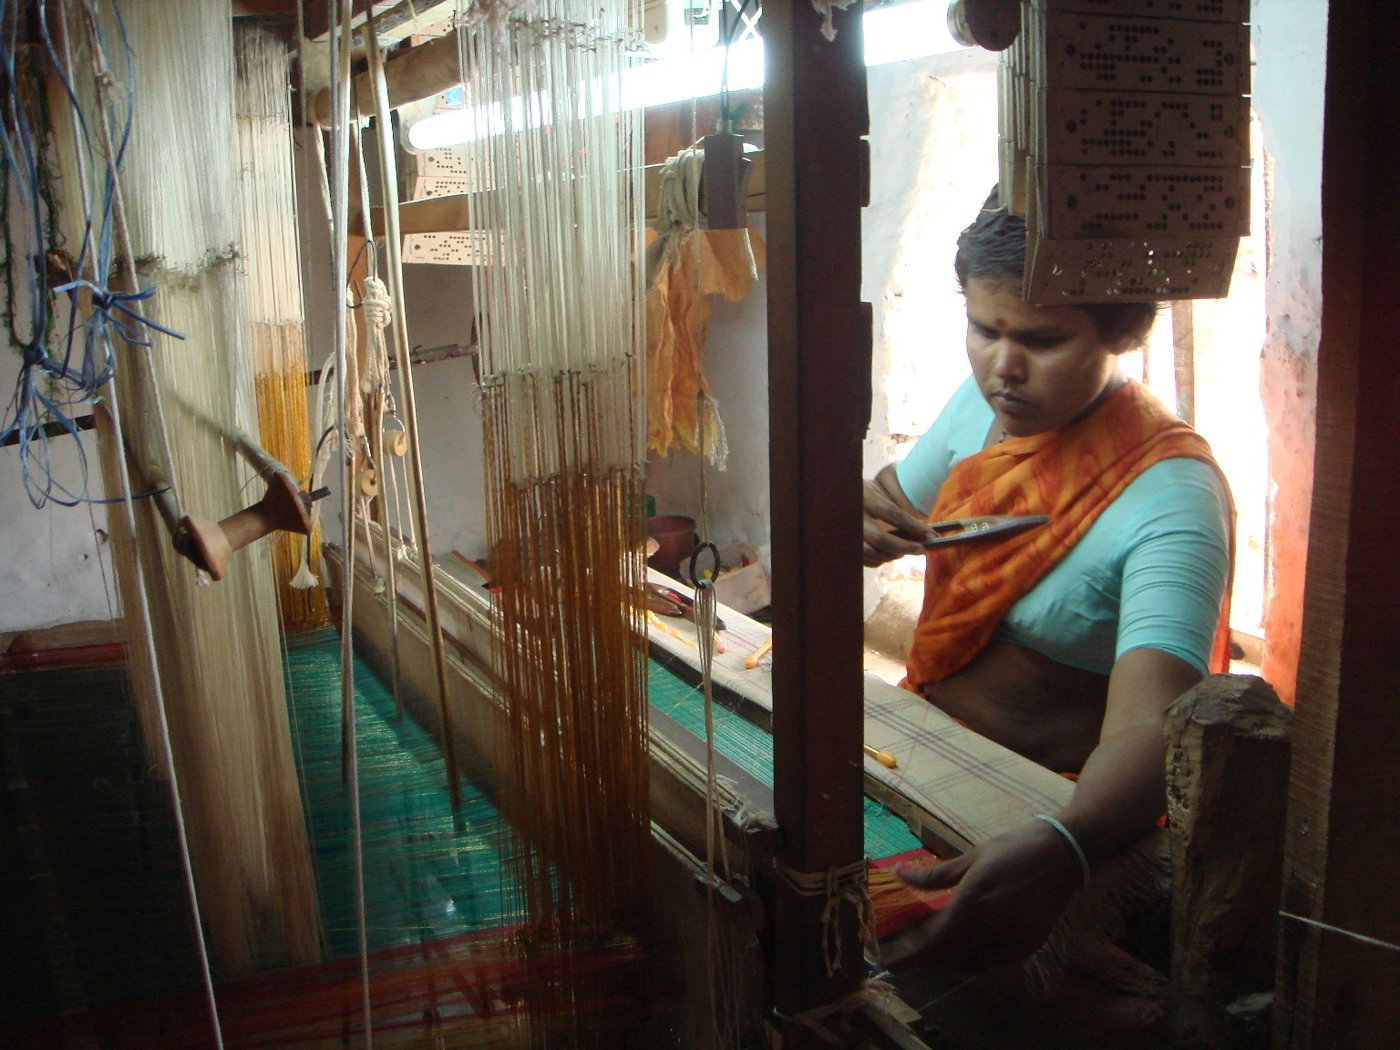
1033,814 -> 1091,890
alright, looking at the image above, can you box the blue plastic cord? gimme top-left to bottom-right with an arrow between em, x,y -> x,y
1,0 -> 183,508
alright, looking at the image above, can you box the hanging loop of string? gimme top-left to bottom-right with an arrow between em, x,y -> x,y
689,540 -> 722,588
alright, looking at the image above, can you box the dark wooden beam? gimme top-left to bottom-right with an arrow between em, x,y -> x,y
1275,0 -> 1400,1044
302,0 -> 454,43
231,0 -> 299,18
302,0 -> 375,40
309,26 -> 459,123
764,0 -> 871,1037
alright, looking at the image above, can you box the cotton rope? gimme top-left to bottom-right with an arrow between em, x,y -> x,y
360,272 -> 406,717
348,109 -> 397,674
683,19 -> 743,1037
387,426 -> 415,559
348,86 -> 403,715
62,0 -> 222,1041
695,575 -> 741,1046
655,147 -> 705,235
694,385 -> 746,1046
773,857 -> 877,978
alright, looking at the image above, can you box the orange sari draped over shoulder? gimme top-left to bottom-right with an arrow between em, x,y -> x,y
904,379 -> 1233,691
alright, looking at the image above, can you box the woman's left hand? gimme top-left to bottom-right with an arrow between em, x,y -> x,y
881,819 -> 1083,970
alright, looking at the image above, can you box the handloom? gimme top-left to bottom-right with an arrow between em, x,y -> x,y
333,518 -> 1189,1038
3,543 -> 1285,1046
0,629 -> 657,1048
46,0 -> 319,987
0,2 -> 1289,1045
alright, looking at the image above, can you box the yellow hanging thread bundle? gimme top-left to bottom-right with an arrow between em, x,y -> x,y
236,22 -> 327,628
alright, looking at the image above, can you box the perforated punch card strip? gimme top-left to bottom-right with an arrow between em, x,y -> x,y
1001,0 -> 1251,304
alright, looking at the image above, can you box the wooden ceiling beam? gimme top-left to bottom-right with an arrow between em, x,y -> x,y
231,0 -> 301,17
302,0 -> 379,41
310,30 -> 458,125
301,0 -> 455,43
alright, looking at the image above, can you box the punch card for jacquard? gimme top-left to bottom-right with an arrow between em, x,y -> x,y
997,0 -> 1251,303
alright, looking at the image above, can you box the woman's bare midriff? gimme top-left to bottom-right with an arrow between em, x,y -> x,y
922,638 -> 1109,774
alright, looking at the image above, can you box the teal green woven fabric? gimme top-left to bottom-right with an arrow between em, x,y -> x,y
283,633 -> 923,962
645,657 -> 922,859
284,630 -> 519,959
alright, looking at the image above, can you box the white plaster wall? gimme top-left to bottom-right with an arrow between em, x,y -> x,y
0,379 -> 117,631
1252,0 -> 1327,699
1253,2 -> 1325,364
395,266 -> 487,560
861,49 -> 1001,617
0,180 -> 117,632
863,49 -> 1000,470
389,353 -> 489,561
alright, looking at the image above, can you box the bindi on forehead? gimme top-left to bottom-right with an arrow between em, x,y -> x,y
975,311 -> 1072,340
966,279 -> 1086,339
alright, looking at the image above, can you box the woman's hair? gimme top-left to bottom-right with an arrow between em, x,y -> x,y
953,188 -> 1158,347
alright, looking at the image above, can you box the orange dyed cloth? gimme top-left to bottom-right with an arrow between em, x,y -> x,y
905,379 -> 1233,690
645,225 -> 765,458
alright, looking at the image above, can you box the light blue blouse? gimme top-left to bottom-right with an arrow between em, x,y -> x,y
893,377 -> 1232,676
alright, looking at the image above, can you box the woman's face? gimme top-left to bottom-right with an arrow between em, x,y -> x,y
964,277 -> 1129,439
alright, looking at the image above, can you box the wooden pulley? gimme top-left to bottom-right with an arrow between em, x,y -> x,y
386,430 -> 409,457
180,472 -> 315,582
358,467 -> 380,498
946,0 -> 1020,51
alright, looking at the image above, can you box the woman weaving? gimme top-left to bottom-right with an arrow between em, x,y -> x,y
862,193 -> 1233,969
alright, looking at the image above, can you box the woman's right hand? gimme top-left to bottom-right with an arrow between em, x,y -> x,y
863,466 -> 932,567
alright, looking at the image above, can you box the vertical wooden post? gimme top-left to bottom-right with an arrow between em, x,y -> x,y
764,0 -> 872,1037
1275,0 -> 1400,1043
1164,675 -> 1292,1046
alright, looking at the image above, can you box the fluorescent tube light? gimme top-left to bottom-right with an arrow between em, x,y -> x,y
407,1 -> 961,151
